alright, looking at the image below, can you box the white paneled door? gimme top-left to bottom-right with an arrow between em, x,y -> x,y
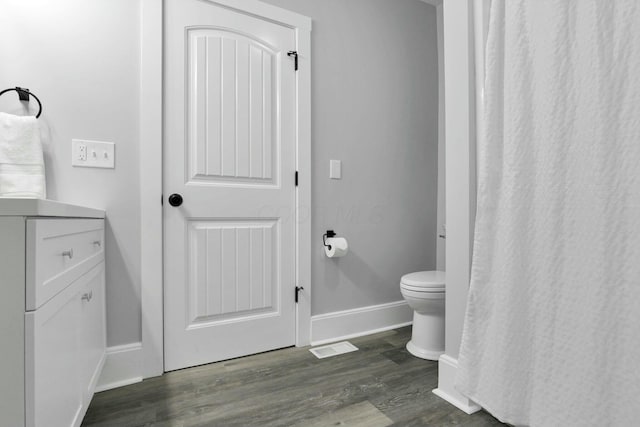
164,0 -> 297,371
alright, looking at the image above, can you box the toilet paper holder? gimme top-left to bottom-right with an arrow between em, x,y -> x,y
322,230 -> 336,250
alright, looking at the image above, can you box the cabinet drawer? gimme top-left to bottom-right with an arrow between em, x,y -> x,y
26,219 -> 104,311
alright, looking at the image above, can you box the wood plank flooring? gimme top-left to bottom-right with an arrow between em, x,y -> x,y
83,327 -> 504,427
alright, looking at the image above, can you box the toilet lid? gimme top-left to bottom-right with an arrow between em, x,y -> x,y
400,271 -> 446,290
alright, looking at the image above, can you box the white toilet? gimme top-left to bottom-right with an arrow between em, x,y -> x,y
400,271 -> 446,360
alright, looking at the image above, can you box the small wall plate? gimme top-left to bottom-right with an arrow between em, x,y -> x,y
72,139 -> 115,169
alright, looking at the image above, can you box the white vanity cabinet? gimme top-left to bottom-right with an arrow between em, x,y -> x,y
0,199 -> 106,427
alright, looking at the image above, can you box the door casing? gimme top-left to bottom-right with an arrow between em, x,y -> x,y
139,0 -> 312,378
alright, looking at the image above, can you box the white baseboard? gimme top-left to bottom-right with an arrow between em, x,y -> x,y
95,342 -> 144,392
432,354 -> 481,414
310,300 -> 413,346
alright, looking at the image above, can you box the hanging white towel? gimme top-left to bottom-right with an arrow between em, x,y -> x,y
456,1 -> 640,426
0,112 -> 46,198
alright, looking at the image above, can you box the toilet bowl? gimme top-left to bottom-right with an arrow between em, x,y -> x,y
400,271 -> 445,360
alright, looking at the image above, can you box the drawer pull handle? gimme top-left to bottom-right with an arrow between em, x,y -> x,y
81,291 -> 93,302
62,248 -> 74,259
93,240 -> 102,247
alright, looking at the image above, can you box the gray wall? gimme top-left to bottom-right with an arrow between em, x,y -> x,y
0,0 -> 141,347
262,0 -> 439,315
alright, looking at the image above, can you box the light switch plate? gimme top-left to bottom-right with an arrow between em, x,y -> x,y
72,139 -> 115,169
330,159 -> 341,179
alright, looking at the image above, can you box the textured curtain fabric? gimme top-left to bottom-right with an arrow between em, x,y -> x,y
456,1 -> 640,426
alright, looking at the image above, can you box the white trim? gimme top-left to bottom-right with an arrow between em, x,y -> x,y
435,2 -> 446,271
295,25 -> 312,347
96,343 -> 144,393
442,0 -> 474,363
310,301 -> 413,346
139,0 -> 312,377
435,0 -> 486,413
200,0 -> 311,31
432,354 -> 481,415
140,0 -> 164,379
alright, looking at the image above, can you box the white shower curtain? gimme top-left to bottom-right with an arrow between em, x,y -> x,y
456,1 -> 640,426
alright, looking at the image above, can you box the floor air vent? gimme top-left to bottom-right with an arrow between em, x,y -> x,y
309,341 -> 358,359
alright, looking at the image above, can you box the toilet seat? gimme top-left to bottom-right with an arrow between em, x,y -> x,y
400,284 -> 445,294
400,287 -> 445,300
400,271 -> 445,292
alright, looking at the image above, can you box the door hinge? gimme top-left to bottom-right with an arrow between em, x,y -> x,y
295,286 -> 304,303
161,194 -> 164,205
295,171 -> 299,187
287,51 -> 298,71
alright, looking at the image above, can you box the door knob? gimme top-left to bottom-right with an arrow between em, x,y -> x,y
168,193 -> 183,207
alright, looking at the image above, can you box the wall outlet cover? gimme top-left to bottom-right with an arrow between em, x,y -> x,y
72,139 -> 115,169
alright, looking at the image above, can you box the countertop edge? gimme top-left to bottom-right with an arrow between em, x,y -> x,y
0,198 -> 106,218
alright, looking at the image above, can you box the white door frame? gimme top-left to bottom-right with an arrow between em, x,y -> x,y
139,0 -> 312,378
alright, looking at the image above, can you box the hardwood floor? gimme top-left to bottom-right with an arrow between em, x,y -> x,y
83,327 -> 504,427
